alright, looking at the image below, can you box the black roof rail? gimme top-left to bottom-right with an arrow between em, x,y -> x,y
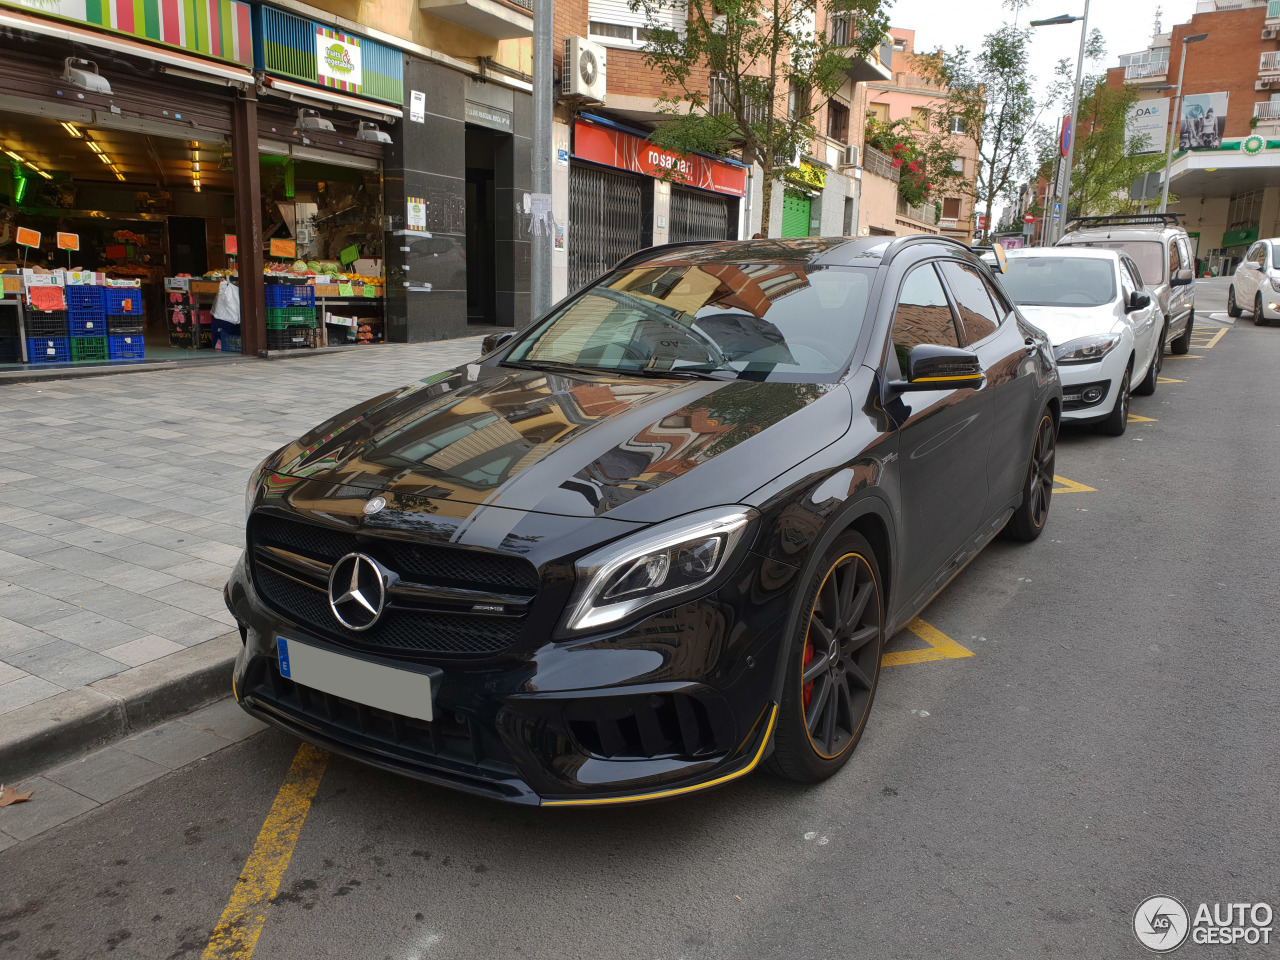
882,233 -> 971,264
1065,213 -> 1185,232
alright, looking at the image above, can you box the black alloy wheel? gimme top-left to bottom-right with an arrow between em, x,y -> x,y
1004,411 -> 1056,542
1134,323 -> 1164,396
1099,368 -> 1131,437
769,533 -> 883,783
1256,293 -> 1270,327
1227,286 -> 1242,318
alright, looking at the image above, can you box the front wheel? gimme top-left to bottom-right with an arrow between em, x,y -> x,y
1134,323 -> 1164,396
1003,411 -> 1056,542
1099,368 -> 1131,437
768,533 -> 883,784
1256,293 -> 1271,327
1228,286 -> 1242,317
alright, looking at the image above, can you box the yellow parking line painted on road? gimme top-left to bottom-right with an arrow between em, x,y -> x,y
1128,413 -> 1157,423
1052,475 -> 1097,493
1157,376 -> 1184,384
202,743 -> 329,960
1165,354 -> 1202,359
882,618 -> 976,667
1191,328 -> 1227,348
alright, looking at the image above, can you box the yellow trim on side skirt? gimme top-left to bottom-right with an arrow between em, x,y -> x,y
541,704 -> 779,807
913,374 -> 983,382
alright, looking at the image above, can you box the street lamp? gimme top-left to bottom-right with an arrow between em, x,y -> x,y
1032,4 -> 1091,245
1160,32 -> 1209,214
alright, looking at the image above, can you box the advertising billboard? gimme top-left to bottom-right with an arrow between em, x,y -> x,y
1125,97 -> 1169,155
1180,92 -> 1228,151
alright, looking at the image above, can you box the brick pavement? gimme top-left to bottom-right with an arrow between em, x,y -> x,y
0,339 -> 485,725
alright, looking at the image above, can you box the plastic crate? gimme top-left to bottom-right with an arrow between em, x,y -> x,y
266,328 -> 311,350
70,336 -> 108,362
0,335 -> 21,363
264,284 -> 315,309
66,286 -> 104,312
265,306 -> 316,329
221,334 -> 242,354
104,288 -> 144,316
107,316 -> 145,335
25,311 -> 68,337
69,316 -> 107,337
108,334 -> 145,360
26,337 -> 70,363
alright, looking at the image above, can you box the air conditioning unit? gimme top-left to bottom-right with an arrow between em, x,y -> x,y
839,144 -> 860,167
562,37 -> 607,102
1256,79 -> 1279,91
1264,26 -> 1278,40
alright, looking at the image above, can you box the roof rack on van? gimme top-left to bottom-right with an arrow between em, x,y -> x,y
1064,213 -> 1185,232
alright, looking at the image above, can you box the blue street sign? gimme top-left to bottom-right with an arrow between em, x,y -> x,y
1052,202 -> 1062,220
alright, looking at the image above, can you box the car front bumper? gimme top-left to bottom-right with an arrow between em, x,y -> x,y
1057,351 -> 1126,424
225,548 -> 789,807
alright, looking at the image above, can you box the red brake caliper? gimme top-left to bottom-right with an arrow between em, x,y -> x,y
802,629 -> 815,709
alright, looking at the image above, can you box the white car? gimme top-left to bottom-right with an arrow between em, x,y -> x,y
998,248 -> 1161,436
1228,238 -> 1280,325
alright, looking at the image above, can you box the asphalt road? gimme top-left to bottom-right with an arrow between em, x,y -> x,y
3,281 -> 1278,960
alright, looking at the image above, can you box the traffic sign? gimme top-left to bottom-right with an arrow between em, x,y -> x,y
1052,202 -> 1061,220
1024,214 -> 1035,223
1060,116 -> 1073,157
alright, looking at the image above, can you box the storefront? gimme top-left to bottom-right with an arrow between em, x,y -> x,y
567,116 -> 747,293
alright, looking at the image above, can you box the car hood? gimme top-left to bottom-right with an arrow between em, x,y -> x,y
1015,304 -> 1121,346
268,364 -> 851,524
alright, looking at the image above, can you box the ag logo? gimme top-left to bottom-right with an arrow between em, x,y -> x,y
1134,896 -> 1190,953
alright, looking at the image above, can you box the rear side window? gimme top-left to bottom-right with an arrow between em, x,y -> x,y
890,264 -> 961,368
938,262 -> 1000,345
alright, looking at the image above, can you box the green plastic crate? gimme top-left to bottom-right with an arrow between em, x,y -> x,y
69,337 -> 108,362
266,306 -> 316,329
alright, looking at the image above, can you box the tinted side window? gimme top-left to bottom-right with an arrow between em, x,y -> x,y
939,262 -> 1000,345
891,264 -> 961,368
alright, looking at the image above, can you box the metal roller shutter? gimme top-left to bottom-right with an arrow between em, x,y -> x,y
669,186 -> 730,243
781,191 -> 812,238
568,164 -> 647,293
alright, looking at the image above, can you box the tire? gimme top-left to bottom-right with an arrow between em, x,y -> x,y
1227,286 -> 1242,318
1133,322 -> 1164,396
1003,410 -> 1056,542
1256,293 -> 1270,327
768,532 -> 883,784
1170,311 -> 1193,355
1098,367 -> 1131,437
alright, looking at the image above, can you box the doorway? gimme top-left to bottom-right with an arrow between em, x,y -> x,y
465,126 -> 498,325
168,217 -> 210,276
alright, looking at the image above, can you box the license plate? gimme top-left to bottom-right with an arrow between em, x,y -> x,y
276,636 -> 435,722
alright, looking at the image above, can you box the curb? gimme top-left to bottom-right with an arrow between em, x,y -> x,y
0,634 -> 239,782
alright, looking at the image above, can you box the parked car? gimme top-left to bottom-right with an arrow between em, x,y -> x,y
999,248 -> 1159,436
1228,238 -> 1280,325
1056,214 -> 1196,355
226,235 -> 1061,807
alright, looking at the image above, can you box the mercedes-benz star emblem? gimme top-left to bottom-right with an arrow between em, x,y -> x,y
363,496 -> 387,516
328,553 -> 388,631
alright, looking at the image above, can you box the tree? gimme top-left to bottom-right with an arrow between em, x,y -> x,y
1057,80 -> 1165,217
916,23 -> 1043,242
633,0 -> 890,235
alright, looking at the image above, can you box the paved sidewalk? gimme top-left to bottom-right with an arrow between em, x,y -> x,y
0,337 -> 484,774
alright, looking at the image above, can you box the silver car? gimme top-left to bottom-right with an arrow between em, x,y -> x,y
1056,214 -> 1196,356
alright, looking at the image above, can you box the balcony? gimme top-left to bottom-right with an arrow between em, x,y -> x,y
1270,0 -> 1280,21
897,197 -> 938,225
419,0 -> 531,39
1262,50 -> 1280,73
1124,61 -> 1168,81
828,14 -> 893,82
863,146 -> 900,182
1255,100 -> 1280,120
1196,0 -> 1266,10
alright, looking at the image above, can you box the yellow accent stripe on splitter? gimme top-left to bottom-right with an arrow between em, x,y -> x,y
201,743 -> 329,959
542,704 -> 779,807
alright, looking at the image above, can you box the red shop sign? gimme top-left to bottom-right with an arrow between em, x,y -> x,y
573,120 -> 747,198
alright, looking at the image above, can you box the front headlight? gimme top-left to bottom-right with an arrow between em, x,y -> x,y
1054,334 -> 1122,365
1269,277 -> 1280,293
561,505 -> 757,633
245,454 -> 272,520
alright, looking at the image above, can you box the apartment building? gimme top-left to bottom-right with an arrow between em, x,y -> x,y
1106,0 -> 1280,272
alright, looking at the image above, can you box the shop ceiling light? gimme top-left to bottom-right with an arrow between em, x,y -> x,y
5,150 -> 25,163
355,121 -> 392,144
61,122 -> 82,138
86,140 -> 102,154
60,57 -> 112,96
295,108 -> 334,133
115,171 -> 126,181
98,152 -> 112,164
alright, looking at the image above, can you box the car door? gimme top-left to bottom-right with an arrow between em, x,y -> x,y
1122,256 -> 1158,368
883,261 -> 994,604
1237,243 -> 1263,302
937,259 -> 1035,515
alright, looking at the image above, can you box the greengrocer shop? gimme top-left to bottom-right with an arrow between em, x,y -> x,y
0,0 -> 399,369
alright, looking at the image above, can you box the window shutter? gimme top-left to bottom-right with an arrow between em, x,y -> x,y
589,0 -> 685,31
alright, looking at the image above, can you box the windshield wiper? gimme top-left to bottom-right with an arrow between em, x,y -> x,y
502,359 -> 734,381
500,359 -> 616,378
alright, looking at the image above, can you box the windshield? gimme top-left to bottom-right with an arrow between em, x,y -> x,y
1274,245 -> 1280,270
506,262 -> 874,380
1000,257 -> 1117,307
1067,240 -> 1164,284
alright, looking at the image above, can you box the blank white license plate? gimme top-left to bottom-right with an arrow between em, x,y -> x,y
277,636 -> 435,722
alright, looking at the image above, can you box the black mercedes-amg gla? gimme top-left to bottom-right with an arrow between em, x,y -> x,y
226,235 -> 1062,806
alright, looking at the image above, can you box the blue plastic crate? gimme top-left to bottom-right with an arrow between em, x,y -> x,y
26,337 -> 70,364
69,316 -> 108,337
107,334 -> 145,360
264,284 -> 315,308
104,288 -> 143,316
66,286 -> 104,312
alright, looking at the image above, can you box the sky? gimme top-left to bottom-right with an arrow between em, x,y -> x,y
893,0 -> 1200,221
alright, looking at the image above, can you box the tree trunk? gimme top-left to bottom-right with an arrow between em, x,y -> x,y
983,194 -> 994,246
759,171 -> 775,238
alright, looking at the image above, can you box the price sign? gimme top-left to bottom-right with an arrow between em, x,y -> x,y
269,237 -> 296,259
339,245 -> 359,266
16,227 -> 40,248
57,232 -> 80,252
225,234 -> 238,256
363,284 -> 377,298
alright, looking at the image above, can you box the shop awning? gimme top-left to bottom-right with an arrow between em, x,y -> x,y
0,8 -> 255,87
262,77 -> 404,123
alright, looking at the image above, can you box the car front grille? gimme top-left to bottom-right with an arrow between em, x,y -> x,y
249,513 -> 537,660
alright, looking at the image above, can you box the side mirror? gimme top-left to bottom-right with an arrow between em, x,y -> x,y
481,331 -> 515,355
891,343 -> 984,392
1128,290 -> 1152,311
1171,267 -> 1194,286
